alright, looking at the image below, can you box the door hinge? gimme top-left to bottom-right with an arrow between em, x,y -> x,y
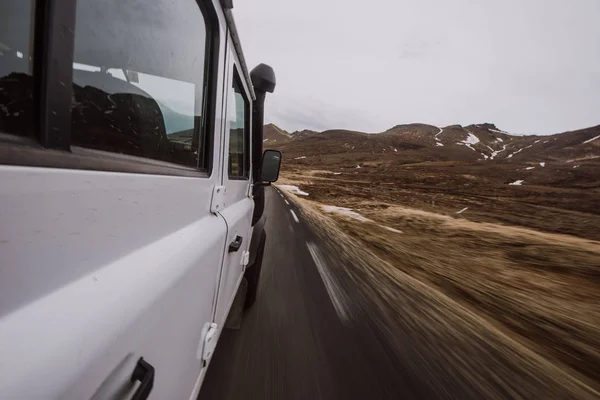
202,323 -> 219,362
210,186 -> 226,214
241,250 -> 250,268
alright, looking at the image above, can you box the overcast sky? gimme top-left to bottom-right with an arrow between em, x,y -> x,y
234,0 -> 600,135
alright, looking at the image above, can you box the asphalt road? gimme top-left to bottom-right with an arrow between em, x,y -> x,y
199,187 -> 437,400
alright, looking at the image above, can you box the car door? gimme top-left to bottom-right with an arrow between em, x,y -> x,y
0,0 -> 229,399
213,44 -> 254,327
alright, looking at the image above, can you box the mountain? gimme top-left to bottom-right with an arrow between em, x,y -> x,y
263,123 -> 292,144
268,122 -> 600,165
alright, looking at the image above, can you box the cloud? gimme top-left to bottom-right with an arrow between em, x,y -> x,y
235,0 -> 600,135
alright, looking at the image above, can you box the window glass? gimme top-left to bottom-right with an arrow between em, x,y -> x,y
0,0 -> 35,138
71,0 -> 208,168
228,70 -> 249,178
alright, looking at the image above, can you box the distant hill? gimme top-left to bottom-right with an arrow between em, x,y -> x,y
263,123 -> 292,143
268,122 -> 600,165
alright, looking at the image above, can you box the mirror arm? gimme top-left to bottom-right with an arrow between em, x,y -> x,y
254,182 -> 272,187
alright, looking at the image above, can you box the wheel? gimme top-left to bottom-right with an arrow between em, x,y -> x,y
244,229 -> 266,309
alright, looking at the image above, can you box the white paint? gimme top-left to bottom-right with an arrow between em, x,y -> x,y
306,243 -> 350,323
290,210 -> 300,223
321,205 -> 372,222
583,134 -> 600,144
508,180 -> 525,185
539,162 -> 545,167
455,207 -> 469,214
278,185 -> 309,196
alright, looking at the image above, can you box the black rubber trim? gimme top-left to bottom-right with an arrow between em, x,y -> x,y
33,0 -> 76,149
248,216 -> 266,267
0,142 -> 210,177
197,0 -> 220,173
244,228 -> 266,309
227,67 -> 251,180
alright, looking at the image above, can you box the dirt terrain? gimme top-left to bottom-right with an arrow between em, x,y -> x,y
270,122 -> 600,393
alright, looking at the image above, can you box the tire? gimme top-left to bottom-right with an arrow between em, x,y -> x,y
244,229 -> 266,309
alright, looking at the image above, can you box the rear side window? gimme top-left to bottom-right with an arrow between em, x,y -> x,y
71,0 -> 209,169
0,0 -> 35,138
228,69 -> 249,178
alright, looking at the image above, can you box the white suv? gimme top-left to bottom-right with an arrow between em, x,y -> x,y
0,0 -> 280,398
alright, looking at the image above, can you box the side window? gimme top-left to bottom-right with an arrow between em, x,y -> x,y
0,0 -> 35,138
70,0 -> 209,169
228,69 -> 249,178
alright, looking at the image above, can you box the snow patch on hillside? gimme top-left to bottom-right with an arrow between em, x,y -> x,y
463,132 -> 480,145
583,134 -> 600,144
508,180 -> 524,186
322,205 -> 372,222
381,225 -> 403,234
489,144 -> 508,160
507,144 -> 533,158
279,185 -> 309,196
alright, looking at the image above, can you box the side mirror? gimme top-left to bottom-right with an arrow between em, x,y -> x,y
260,150 -> 282,184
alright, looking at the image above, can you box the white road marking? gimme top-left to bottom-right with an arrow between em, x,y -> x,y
284,199 -> 290,205
290,210 -> 299,223
307,243 -> 351,323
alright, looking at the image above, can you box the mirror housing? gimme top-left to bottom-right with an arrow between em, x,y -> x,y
250,64 -> 276,94
259,150 -> 282,185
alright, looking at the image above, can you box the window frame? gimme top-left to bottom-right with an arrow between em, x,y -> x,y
227,66 -> 251,180
0,0 -> 219,177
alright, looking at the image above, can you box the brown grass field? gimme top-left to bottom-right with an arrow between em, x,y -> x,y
276,160 -> 600,397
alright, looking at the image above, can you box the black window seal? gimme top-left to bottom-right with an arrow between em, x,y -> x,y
33,0 -> 76,150
197,0 -> 220,175
1,0 -> 220,178
0,140 -> 209,178
228,66 -> 250,180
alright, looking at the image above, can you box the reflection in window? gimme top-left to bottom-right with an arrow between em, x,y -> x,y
0,0 -> 35,138
228,71 -> 248,178
71,0 -> 208,168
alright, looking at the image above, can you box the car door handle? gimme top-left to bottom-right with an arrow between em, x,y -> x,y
228,235 -> 243,253
130,357 -> 154,400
